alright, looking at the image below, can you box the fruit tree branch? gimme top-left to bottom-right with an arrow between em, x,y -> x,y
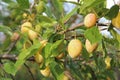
0,54 -> 35,62
4,33 -> 20,55
24,63 -> 35,80
59,22 -> 84,34
4,40 -> 18,55
59,22 -> 108,34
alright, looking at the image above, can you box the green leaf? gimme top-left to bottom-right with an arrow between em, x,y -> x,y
48,33 -> 63,43
42,29 -> 54,39
0,25 -> 12,36
45,57 -> 54,67
17,49 -> 31,60
45,6 -> 54,18
61,6 -> 78,23
14,40 -> 42,75
52,0 -> 63,13
106,5 -> 119,20
38,15 -> 55,23
69,61 -> 84,80
16,0 -> 29,9
16,33 -> 29,50
93,54 -> 106,72
14,60 -> 25,71
37,15 -> 57,28
18,40 -> 41,60
80,0 -> 95,13
43,43 -> 52,59
104,70 -> 115,80
3,62 -> 17,75
0,78 -> 12,80
40,22 -> 57,28
50,61 -> 64,80
1,0 -> 14,3
80,0 -> 106,14
84,27 -> 102,44
102,39 -> 107,57
51,0 -> 63,20
103,37 -> 119,47
36,1 -> 46,13
82,46 -> 89,60
0,36 -> 11,51
50,40 -> 64,57
91,0 -> 106,7
110,29 -> 120,47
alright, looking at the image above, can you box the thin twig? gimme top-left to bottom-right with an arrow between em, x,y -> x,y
4,41 -> 18,54
4,34 -> 20,55
64,70 -> 74,80
65,34 -> 84,40
30,0 -> 35,12
68,22 -> 84,31
90,68 -> 97,80
24,63 -> 35,80
116,50 -> 120,52
59,22 -> 84,34
99,28 -> 108,31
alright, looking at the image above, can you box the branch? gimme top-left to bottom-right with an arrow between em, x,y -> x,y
0,54 -> 35,62
59,22 -> 84,34
24,63 -> 35,80
59,22 -> 109,34
64,70 -> 74,80
4,33 -> 20,54
65,34 -> 84,40
90,67 -> 97,80
4,40 -> 18,54
68,22 -> 84,31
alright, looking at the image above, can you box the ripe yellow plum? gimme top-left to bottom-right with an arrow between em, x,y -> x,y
105,56 -> 112,69
56,53 -> 64,59
63,75 -> 69,80
40,66 -> 50,77
21,22 -> 32,33
84,13 -> 97,28
68,39 -> 82,58
38,40 -> 48,53
34,52 -> 43,64
28,30 -> 38,41
85,39 -> 98,53
112,12 -> 120,29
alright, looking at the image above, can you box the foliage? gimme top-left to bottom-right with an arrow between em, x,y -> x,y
0,0 -> 120,80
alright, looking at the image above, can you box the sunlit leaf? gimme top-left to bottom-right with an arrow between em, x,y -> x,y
85,27 -> 102,44
3,62 -> 16,75
43,43 -> 52,59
